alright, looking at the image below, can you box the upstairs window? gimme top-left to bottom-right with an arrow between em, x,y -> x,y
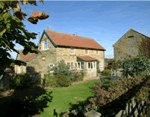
85,50 -> 88,54
44,39 -> 49,50
96,50 -> 99,55
70,47 -> 75,53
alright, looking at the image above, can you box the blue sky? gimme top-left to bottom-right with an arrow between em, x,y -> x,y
11,1 -> 150,59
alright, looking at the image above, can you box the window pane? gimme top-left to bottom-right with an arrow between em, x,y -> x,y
78,62 -> 80,68
81,62 -> 84,69
67,63 -> 70,69
91,62 -> 93,69
71,62 -> 73,69
75,63 -> 77,68
88,62 -> 90,69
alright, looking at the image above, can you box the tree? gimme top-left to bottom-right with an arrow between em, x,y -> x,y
0,0 -> 49,75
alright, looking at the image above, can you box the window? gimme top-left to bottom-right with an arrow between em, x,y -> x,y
75,63 -> 77,69
67,62 -> 70,69
88,62 -> 93,69
96,50 -> 99,55
71,62 -> 73,69
44,39 -> 49,50
49,63 -> 54,71
78,62 -> 80,68
70,47 -> 75,53
81,62 -> 84,69
85,50 -> 88,54
67,62 -> 73,69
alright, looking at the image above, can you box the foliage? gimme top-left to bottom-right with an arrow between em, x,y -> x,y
61,76 -> 150,117
101,69 -> 111,76
91,76 -> 148,107
53,60 -> 86,82
9,73 -> 37,90
105,59 -> 114,69
53,60 -> 72,77
0,1 -> 49,75
43,74 -> 57,87
97,69 -> 101,73
71,70 -> 86,82
100,77 -> 113,90
56,75 -> 72,87
0,85 -> 53,117
121,56 -> 150,77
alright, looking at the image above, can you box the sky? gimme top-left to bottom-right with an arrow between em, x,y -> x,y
11,1 -> 150,59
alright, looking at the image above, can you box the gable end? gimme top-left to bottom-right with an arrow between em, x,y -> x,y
39,30 -> 57,48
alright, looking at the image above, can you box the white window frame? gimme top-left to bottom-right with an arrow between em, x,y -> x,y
43,39 -> 49,50
67,62 -> 74,70
67,62 -> 82,70
88,62 -> 94,69
85,49 -> 89,55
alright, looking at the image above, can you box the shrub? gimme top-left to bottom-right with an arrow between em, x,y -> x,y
53,60 -> 72,77
101,69 -> 111,76
43,74 -> 57,87
97,69 -> 101,74
71,70 -> 86,82
56,75 -> 71,87
100,77 -> 113,90
121,56 -> 150,77
9,73 -> 35,90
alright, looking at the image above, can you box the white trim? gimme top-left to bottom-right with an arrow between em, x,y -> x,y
43,39 -> 50,50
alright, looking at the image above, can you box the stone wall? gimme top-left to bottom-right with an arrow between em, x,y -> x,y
56,47 -> 105,71
26,50 -> 57,75
113,29 -> 149,61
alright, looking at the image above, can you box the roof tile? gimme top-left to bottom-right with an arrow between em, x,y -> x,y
78,56 -> 97,61
45,29 -> 105,50
19,50 -> 36,62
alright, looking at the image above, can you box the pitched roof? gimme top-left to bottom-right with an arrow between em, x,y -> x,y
77,56 -> 97,61
45,29 -> 105,50
18,50 -> 36,62
130,28 -> 150,39
113,28 -> 150,46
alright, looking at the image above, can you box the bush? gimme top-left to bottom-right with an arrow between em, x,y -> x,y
9,73 -> 35,90
97,69 -> 101,74
43,74 -> 57,87
71,70 -> 86,82
101,69 -> 111,76
53,60 -> 72,77
56,75 -> 71,87
121,56 -> 150,77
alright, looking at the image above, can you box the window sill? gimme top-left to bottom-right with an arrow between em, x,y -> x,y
41,49 -> 50,51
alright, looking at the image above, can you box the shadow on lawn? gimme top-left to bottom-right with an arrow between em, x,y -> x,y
60,77 -> 150,117
0,86 -> 53,117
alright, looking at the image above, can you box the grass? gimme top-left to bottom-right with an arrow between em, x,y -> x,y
35,79 -> 100,117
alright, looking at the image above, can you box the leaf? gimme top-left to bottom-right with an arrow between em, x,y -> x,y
14,11 -> 27,20
27,16 -> 38,24
0,1 -> 5,9
39,0 -> 43,3
0,28 -> 6,38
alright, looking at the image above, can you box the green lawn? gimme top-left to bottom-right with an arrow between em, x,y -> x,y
36,79 -> 99,117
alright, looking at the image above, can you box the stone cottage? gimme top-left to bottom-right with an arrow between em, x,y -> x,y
15,29 -> 106,79
113,28 -> 150,61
